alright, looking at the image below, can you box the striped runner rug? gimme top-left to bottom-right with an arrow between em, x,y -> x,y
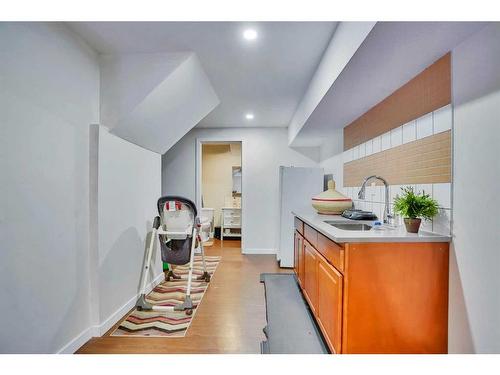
111,255 -> 220,337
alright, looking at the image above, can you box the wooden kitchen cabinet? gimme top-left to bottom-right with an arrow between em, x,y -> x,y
294,232 -> 299,275
317,255 -> 343,354
303,240 -> 318,315
294,231 -> 305,287
292,217 -> 449,354
298,234 -> 304,286
342,242 -> 449,353
317,232 -> 344,272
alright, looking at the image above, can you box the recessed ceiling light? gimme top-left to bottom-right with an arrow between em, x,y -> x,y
245,113 -> 254,120
243,29 -> 258,41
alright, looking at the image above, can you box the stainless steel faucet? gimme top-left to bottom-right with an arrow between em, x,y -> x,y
358,175 -> 393,224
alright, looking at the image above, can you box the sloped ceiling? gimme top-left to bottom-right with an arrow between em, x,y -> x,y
100,52 -> 219,153
290,21 -> 487,161
69,21 -> 336,131
99,52 -> 190,130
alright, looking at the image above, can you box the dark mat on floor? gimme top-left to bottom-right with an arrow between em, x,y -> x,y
260,273 -> 328,354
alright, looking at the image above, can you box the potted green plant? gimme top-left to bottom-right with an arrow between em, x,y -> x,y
393,186 -> 439,233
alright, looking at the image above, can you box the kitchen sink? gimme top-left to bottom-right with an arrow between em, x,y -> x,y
325,222 -> 372,231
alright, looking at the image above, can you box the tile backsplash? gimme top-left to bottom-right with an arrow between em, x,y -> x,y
339,104 -> 453,236
343,104 -> 452,164
341,183 -> 451,235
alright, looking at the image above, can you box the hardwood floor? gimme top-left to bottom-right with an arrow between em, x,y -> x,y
76,239 -> 291,354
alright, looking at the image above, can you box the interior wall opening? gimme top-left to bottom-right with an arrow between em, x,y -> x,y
199,141 -> 242,250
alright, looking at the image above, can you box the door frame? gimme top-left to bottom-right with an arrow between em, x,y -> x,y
195,137 -> 244,250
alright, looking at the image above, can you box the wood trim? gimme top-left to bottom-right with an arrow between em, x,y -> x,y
304,223 -> 318,249
342,243 -> 351,352
317,233 -> 345,273
294,231 -> 299,277
297,232 -> 305,288
294,217 -> 304,234
344,53 -> 451,150
343,130 -> 451,187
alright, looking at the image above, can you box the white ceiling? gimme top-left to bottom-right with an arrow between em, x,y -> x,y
68,22 -> 337,128
293,22 -> 487,153
103,53 -> 220,154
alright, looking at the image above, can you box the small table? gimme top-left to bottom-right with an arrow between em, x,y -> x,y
221,207 -> 241,242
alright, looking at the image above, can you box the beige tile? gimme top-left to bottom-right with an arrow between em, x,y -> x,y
343,131 -> 451,187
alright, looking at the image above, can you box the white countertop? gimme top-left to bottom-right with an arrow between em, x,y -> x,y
293,210 -> 452,243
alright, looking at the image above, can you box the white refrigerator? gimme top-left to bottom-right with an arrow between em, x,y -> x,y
277,166 -> 324,268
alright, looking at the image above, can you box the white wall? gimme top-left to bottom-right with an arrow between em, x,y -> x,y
162,127 -> 318,253
0,23 -> 99,353
449,23 -> 500,353
95,128 -> 162,332
288,22 -> 375,146
99,52 -> 190,129
106,53 -> 220,154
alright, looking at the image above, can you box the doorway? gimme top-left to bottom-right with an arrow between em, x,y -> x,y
196,141 -> 243,249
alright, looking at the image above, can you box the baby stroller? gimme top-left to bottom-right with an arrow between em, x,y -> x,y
136,196 -> 211,315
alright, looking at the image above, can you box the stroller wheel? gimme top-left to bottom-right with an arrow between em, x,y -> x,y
185,309 -> 193,316
204,274 -> 211,283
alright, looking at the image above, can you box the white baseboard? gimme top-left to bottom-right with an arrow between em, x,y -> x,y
242,248 -> 276,255
57,271 -> 164,354
96,272 -> 164,336
57,326 -> 95,354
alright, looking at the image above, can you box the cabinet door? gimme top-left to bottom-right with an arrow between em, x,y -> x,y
298,234 -> 305,287
304,241 -> 318,315
317,256 -> 343,354
294,231 -> 299,276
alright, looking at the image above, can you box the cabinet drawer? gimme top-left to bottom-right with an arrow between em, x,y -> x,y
304,224 -> 318,249
224,218 -> 241,226
294,217 -> 304,234
224,213 -> 241,220
317,233 -> 344,273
